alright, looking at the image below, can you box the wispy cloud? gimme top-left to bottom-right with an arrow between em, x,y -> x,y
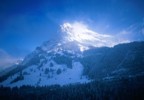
61,21 -> 130,49
0,49 -> 18,71
118,22 -> 144,41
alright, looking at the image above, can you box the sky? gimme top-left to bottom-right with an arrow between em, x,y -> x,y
0,0 -> 144,66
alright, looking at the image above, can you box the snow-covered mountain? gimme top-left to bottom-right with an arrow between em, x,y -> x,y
0,40 -> 144,87
0,40 -> 90,87
0,22 -> 144,88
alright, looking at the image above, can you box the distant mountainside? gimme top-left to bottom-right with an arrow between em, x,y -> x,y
0,41 -> 144,87
81,41 -> 144,79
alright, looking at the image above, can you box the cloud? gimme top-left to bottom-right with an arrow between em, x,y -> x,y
118,23 -> 144,41
142,28 -> 144,35
61,21 -> 130,50
119,30 -> 130,35
0,49 -> 18,71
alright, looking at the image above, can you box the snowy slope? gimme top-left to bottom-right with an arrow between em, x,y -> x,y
0,60 -> 89,87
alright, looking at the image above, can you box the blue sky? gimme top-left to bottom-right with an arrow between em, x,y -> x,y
0,0 -> 144,58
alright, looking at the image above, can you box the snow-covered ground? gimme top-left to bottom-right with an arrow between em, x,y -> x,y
0,61 -> 90,87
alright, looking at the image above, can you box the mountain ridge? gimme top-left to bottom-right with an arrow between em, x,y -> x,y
0,41 -> 144,87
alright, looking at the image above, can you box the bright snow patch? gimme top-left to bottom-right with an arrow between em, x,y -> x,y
0,61 -> 90,87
